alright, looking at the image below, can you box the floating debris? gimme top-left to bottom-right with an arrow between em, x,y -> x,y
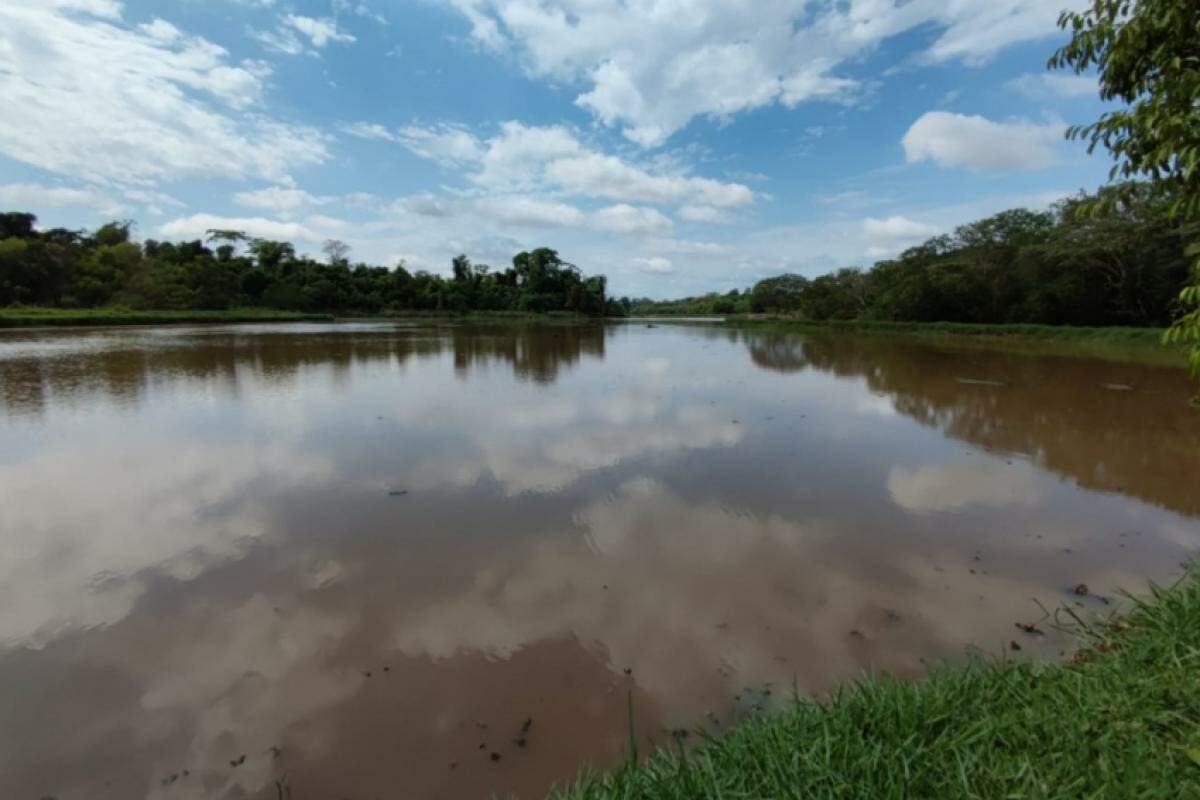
230,754 -> 246,767
490,752 -> 502,762
1010,640 -> 1022,651
1014,622 -> 1044,636
955,377 -> 1006,387
388,490 -> 408,497
1073,584 -> 1090,597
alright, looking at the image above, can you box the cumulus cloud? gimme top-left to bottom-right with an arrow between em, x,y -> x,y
397,121 -> 754,210
446,0 -> 1087,145
0,1 -> 328,187
157,213 -> 341,244
0,182 -> 124,215
233,186 -> 329,214
630,256 -> 673,274
472,196 -> 586,228
679,204 -> 731,224
902,112 -> 1063,171
592,204 -> 673,235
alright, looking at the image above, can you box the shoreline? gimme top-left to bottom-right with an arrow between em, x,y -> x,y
550,568 -> 1200,799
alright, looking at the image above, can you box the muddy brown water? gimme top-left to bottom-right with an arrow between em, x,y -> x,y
1,320 -> 1197,799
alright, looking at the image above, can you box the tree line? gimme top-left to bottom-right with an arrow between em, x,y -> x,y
0,213 -> 620,316
631,182 -> 1197,328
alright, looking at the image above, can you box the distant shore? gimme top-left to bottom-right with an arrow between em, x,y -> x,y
551,568 -> 1200,799
0,307 -> 335,328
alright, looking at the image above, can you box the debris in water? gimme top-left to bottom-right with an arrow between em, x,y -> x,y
623,667 -> 633,675
849,629 -> 865,639
230,755 -> 246,767
388,490 -> 408,497
515,736 -> 527,748
269,746 -> 282,759
1014,622 -> 1044,636
1073,584 -> 1090,597
955,377 -> 1006,387
1010,641 -> 1022,651
363,671 -> 372,678
520,717 -> 533,734
490,752 -> 502,762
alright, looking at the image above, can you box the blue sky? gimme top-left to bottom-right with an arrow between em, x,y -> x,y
0,0 -> 1112,297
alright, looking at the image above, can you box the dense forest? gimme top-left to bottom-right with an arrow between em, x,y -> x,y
630,183 -> 1197,328
0,212 -> 618,316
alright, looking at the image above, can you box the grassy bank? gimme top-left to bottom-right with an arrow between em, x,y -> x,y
720,316 -> 1168,343
0,307 -> 334,328
552,570 -> 1200,799
716,317 -> 1188,368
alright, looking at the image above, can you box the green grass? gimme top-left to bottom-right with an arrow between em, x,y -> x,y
712,317 -> 1188,368
0,307 -> 334,328
551,570 -> 1200,800
722,316 -> 1169,343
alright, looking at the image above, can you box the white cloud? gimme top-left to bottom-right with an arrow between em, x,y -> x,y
252,14 -> 356,55
0,1 -> 328,186
447,0 -> 1087,145
391,193 -> 458,218
862,216 -> 939,240
158,213 -> 333,243
678,204 -> 730,224
396,121 -> 756,214
285,15 -> 356,48
630,256 -> 673,274
398,124 -> 486,165
592,204 -> 673,235
1008,72 -> 1098,100
0,182 -> 123,215
902,112 -> 1063,171
340,121 -> 398,142
473,196 -> 586,228
233,186 -> 328,215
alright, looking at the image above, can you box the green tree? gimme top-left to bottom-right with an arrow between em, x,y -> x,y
1050,0 -> 1200,395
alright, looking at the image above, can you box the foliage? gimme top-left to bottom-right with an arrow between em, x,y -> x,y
551,569 -> 1200,799
0,218 -> 615,317
633,183 -> 1194,329
1050,0 -> 1200,394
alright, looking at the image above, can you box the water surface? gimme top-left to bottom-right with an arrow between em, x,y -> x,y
1,321 -> 1197,799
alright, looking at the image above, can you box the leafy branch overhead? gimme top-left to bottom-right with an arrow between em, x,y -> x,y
1050,0 -> 1200,390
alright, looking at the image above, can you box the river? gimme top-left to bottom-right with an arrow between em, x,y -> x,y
1,320 -> 1196,799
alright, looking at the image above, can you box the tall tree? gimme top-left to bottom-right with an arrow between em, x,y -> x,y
1050,0 -> 1200,397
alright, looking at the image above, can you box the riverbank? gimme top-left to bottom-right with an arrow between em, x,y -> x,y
552,568 -> 1200,799
0,307 -> 334,328
0,307 -> 616,328
720,316 -> 1168,343
714,317 -> 1188,368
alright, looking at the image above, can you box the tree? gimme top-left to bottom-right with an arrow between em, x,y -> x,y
322,239 -> 351,265
1050,0 -> 1200,396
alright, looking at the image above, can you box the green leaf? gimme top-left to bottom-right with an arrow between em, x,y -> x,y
1187,748 -> 1200,768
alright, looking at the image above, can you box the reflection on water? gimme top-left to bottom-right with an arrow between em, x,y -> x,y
0,321 -> 1197,800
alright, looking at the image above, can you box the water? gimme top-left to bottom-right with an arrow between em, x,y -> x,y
1,320 -> 1196,799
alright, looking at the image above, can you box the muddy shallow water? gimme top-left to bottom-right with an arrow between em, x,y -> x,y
0,320 -> 1197,799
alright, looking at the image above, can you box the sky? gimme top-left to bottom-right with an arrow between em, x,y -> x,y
0,0 -> 1114,298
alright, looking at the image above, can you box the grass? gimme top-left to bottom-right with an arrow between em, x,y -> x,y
550,569 -> 1200,800
712,317 -> 1189,368
0,307 -> 334,328
721,316 -> 1170,343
